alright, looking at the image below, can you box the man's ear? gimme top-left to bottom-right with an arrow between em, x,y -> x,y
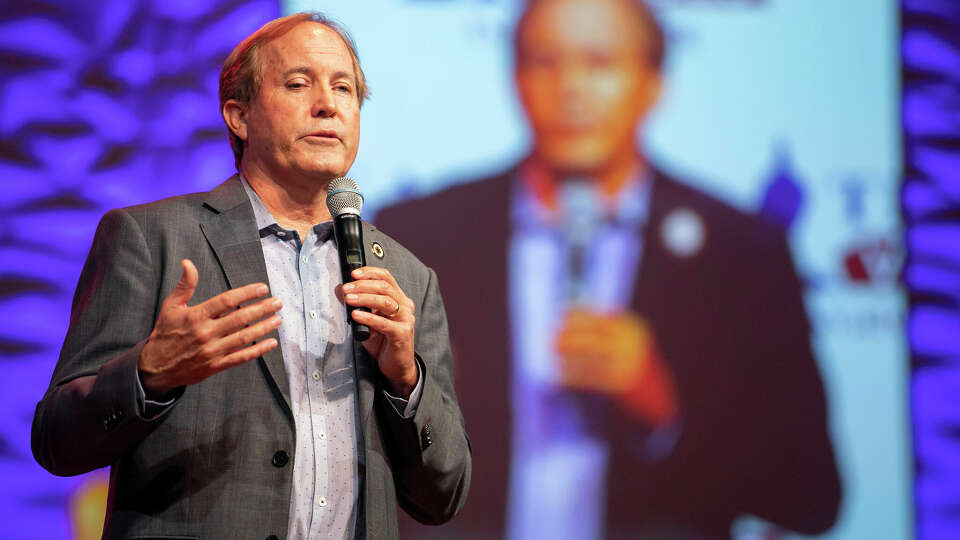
642,71 -> 663,112
222,99 -> 249,141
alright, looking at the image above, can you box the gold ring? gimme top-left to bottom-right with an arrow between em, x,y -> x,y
389,301 -> 400,318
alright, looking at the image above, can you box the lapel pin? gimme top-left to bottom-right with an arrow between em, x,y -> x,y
661,207 -> 706,258
371,242 -> 385,259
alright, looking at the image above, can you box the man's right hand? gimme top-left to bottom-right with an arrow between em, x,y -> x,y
555,308 -> 677,427
138,259 -> 282,396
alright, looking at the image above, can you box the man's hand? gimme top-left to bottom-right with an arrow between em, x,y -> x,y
555,308 -> 677,426
341,266 -> 417,398
138,259 -> 283,395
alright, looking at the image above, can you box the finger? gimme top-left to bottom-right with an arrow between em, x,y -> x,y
213,337 -> 279,372
351,309 -> 411,340
197,282 -> 270,318
556,340 -> 603,360
565,311 -> 649,336
343,277 -> 398,299
167,259 -> 199,306
344,278 -> 414,315
345,292 -> 402,317
208,314 -> 283,358
559,354 -> 607,390
211,296 -> 283,336
557,346 -> 606,369
559,317 -> 651,354
561,309 -> 607,331
343,281 -> 406,314
556,329 -> 609,353
349,269 -> 414,309
558,317 -> 623,342
351,266 -> 401,290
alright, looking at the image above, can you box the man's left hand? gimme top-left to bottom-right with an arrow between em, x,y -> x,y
342,266 -> 418,398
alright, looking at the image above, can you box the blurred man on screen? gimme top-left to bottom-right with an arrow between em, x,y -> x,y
376,0 -> 840,538
32,12 -> 470,539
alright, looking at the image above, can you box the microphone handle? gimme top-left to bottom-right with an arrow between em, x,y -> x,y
333,213 -> 371,342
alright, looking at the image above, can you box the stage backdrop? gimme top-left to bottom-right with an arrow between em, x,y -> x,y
0,0 -> 927,538
289,1 -> 907,539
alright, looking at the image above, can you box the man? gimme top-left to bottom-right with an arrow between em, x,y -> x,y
376,0 -> 840,538
32,12 -> 470,540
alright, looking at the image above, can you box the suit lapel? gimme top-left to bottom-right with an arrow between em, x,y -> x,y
355,225 -> 378,429
341,223 -> 387,430
634,171 -> 666,312
199,175 -> 292,418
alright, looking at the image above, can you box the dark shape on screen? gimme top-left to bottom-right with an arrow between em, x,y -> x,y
758,144 -> 804,229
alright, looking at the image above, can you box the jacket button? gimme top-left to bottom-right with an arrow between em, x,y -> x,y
271,450 -> 289,468
266,535 -> 280,540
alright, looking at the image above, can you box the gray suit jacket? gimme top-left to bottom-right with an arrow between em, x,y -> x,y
31,175 -> 471,539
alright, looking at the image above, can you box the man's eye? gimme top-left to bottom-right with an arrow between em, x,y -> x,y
335,85 -> 352,94
287,82 -> 307,89
521,53 -> 557,70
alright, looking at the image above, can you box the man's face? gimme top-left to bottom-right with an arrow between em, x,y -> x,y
515,0 -> 661,177
239,22 -> 361,181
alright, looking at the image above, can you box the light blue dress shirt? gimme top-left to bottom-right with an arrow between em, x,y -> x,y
239,178 -> 423,539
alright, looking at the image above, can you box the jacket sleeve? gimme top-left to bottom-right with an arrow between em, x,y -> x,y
372,266 -> 472,525
724,230 -> 842,534
31,208 -> 172,476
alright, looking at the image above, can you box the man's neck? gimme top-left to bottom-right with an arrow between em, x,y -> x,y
241,162 -> 334,241
525,151 -> 647,210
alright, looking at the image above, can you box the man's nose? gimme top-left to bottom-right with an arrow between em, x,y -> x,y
558,62 -> 590,99
311,87 -> 338,118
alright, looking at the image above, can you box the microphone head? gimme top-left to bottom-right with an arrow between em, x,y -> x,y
326,177 -> 364,217
559,178 -> 601,246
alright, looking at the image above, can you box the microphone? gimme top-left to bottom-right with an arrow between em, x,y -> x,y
559,179 -> 602,305
326,177 -> 371,342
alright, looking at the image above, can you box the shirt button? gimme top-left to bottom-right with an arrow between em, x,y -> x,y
310,311 -> 317,319
276,231 -> 286,237
301,256 -> 308,263
312,371 -> 321,381
318,497 -> 327,507
319,432 -> 326,440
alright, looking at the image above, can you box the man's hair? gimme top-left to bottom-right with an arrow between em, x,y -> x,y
514,0 -> 665,71
219,12 -> 371,169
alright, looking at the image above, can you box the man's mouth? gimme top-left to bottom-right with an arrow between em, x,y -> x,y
304,130 -> 340,141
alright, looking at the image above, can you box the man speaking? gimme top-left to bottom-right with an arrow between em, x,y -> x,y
31,12 -> 470,540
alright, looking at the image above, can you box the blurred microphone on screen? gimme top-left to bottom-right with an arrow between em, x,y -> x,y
559,179 -> 602,305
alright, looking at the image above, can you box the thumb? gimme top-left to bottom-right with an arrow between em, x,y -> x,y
167,259 -> 198,306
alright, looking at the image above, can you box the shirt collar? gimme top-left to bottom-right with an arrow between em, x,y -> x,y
239,175 -> 334,243
239,175 -> 279,232
512,167 -> 653,229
